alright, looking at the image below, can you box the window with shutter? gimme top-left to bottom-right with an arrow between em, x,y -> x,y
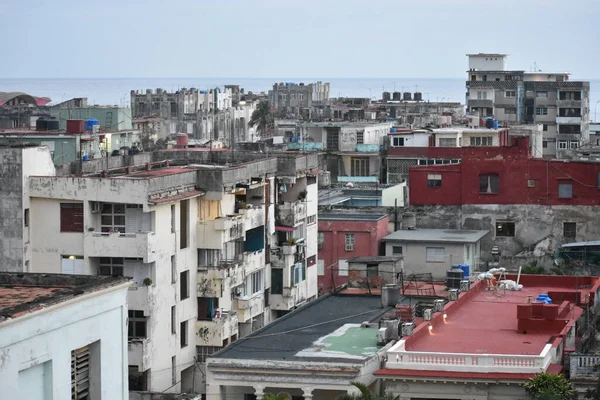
71,345 -> 90,400
61,203 -> 84,232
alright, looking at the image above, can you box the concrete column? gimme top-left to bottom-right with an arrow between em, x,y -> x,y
254,385 -> 265,400
302,388 -> 314,400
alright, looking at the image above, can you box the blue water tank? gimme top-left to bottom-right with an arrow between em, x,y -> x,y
493,120 -> 499,129
390,128 -> 397,133
85,118 -> 99,131
536,294 -> 552,304
459,264 -> 470,278
485,117 -> 494,129
199,90 -> 207,94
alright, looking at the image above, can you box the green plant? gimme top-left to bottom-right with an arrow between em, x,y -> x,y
143,277 -> 153,286
337,382 -> 399,400
523,373 -> 575,400
263,393 -> 291,400
287,238 -> 297,245
248,100 -> 274,137
298,190 -> 307,200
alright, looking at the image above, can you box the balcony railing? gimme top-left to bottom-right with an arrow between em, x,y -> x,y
277,201 -> 306,226
239,206 -> 265,231
386,341 -> 554,374
196,311 -> 239,347
127,285 -> 153,315
556,116 -> 582,124
84,231 -> 157,263
128,338 -> 151,372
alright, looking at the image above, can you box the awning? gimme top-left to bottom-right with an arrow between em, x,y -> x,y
149,190 -> 203,204
275,226 -> 296,232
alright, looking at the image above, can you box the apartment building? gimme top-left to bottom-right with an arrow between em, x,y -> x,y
465,53 -> 590,157
270,81 -> 330,119
9,145 -> 319,395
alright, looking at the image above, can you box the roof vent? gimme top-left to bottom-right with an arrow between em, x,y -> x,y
433,299 -> 445,313
423,309 -> 433,321
401,322 -> 415,337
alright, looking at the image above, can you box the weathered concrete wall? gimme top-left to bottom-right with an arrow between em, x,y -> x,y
0,147 -> 24,272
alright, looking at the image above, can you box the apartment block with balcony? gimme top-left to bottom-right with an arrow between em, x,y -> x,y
28,161 -> 202,394
270,154 -> 320,318
465,53 -> 590,158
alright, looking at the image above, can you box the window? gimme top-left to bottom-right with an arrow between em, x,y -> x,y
426,247 -> 445,263
317,232 -> 324,249
171,205 -> 175,233
470,137 -> 493,146
479,174 -> 499,194
292,261 -> 306,285
180,270 -> 189,300
62,255 -> 84,274
557,141 -> 568,149
180,320 -> 188,348
271,268 -> 283,294
559,108 -> 582,117
366,264 -> 378,278
101,203 -> 125,233
299,94 -> 304,101
563,222 -> 576,239
327,129 -> 339,150
392,246 -> 403,254
307,215 -> 316,225
171,255 -> 176,284
438,138 -> 456,147
536,91 -> 548,98
535,107 -> 548,115
569,141 -> 579,149
427,173 -> 442,188
504,108 -> 516,115
197,346 -> 222,363
477,91 -> 487,100
171,306 -> 176,334
528,179 -> 536,187
24,209 -> 29,227
99,257 -> 124,276
345,233 -> 355,251
350,157 -> 369,176
543,124 -> 548,132
495,221 -> 515,237
558,183 -> 573,199
392,137 -> 405,147
60,203 -> 84,232
180,200 -> 188,249
559,91 -> 581,101
542,141 -> 548,148
128,310 -> 147,338
505,90 -> 516,97
171,356 -> 176,385
244,270 -> 263,296
558,124 -> 581,134
71,345 -> 92,400
356,131 -> 364,144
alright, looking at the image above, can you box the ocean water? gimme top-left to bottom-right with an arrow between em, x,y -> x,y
0,77 -> 598,118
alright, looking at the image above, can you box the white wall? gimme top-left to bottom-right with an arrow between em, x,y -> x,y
0,282 -> 130,400
468,55 -> 507,71
381,183 -> 406,207
385,241 -> 467,279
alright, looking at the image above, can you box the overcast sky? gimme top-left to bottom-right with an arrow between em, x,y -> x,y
1,0 -> 598,79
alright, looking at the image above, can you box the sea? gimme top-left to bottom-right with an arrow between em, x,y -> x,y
0,77 -> 598,118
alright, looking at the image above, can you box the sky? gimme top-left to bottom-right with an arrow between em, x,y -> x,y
0,0 -> 599,79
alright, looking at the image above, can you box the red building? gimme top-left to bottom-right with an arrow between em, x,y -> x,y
318,212 -> 389,292
410,136 -> 600,206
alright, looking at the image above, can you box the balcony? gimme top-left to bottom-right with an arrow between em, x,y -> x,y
277,201 -> 307,226
127,285 -> 153,315
386,341 -> 555,374
287,142 -> 323,151
355,144 -> 380,153
243,251 -> 265,275
84,231 -> 157,263
271,282 -> 310,311
197,217 -> 244,249
556,99 -> 582,108
128,338 -> 152,372
214,215 -> 243,231
196,311 -> 239,347
556,116 -> 582,124
282,244 -> 297,255
239,206 -> 265,231
467,99 -> 493,108
197,263 -> 245,298
236,293 -> 265,323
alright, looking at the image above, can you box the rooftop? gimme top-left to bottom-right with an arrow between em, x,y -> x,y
0,272 -> 130,322
466,53 -> 508,57
211,294 -> 390,363
383,229 -> 489,244
319,213 -> 387,222
348,256 -> 403,264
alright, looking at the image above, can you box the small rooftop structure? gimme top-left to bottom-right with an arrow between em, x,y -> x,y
383,229 -> 488,244
0,272 -> 130,322
319,212 -> 387,222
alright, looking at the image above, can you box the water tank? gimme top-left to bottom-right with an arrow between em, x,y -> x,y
36,117 -> 48,131
392,92 -> 401,101
414,92 -> 423,101
403,92 -> 412,101
66,119 -> 85,134
390,128 -> 397,133
458,264 -> 470,278
446,268 -> 464,290
176,133 -> 189,148
381,284 -> 400,307
379,318 -> 399,340
402,212 -> 416,230
46,117 -> 59,131
382,92 -> 391,101
493,120 -> 499,129
485,117 -> 494,129
85,118 -> 99,132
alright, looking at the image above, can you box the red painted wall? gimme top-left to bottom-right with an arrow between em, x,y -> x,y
318,216 -> 389,292
409,137 -> 600,206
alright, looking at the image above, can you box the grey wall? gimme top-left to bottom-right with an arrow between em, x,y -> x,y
0,148 -> 24,272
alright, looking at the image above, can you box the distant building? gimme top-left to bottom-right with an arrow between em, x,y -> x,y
270,81 -> 330,119
465,53 -> 590,157
317,212 -> 389,292
49,105 -> 133,131
0,272 -> 130,399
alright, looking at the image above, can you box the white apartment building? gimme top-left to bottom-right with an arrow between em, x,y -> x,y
465,53 -> 590,157
0,272 -> 131,400
14,147 -> 319,395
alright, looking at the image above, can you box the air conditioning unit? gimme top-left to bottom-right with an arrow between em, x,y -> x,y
376,327 -> 388,346
401,322 -> 415,337
91,201 -> 102,213
423,309 -> 433,321
460,279 -> 470,292
345,244 -> 354,251
448,289 -> 459,301
433,299 -> 445,312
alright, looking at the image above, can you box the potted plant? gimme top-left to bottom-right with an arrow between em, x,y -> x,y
286,238 -> 297,245
143,277 -> 153,286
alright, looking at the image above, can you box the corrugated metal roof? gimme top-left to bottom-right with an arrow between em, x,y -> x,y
383,229 -> 489,243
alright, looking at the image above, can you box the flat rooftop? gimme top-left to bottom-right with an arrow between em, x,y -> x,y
0,272 -> 130,322
383,229 -> 489,243
211,294 -> 390,363
319,213 -> 387,222
348,256 -> 402,264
